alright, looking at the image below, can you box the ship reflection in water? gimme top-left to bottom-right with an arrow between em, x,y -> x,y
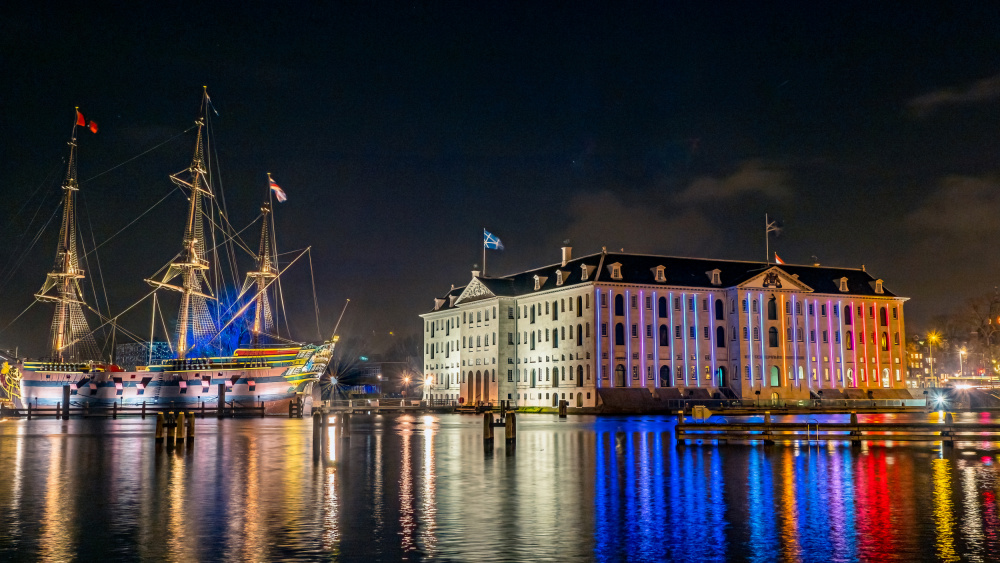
1,414 -> 999,561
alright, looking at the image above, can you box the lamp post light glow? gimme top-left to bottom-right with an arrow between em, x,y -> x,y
927,331 -> 940,387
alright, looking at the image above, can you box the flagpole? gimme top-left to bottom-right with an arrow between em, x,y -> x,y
482,228 -> 486,277
765,213 -> 769,264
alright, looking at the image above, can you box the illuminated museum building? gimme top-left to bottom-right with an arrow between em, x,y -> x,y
421,247 -> 908,407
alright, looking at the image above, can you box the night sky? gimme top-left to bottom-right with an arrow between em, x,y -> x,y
2,2 -> 999,357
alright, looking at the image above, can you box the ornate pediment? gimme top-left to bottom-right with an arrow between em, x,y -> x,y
455,278 -> 495,304
738,267 -> 813,292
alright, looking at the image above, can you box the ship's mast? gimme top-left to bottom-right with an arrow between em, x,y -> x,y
35,111 -> 99,362
245,201 -> 277,346
146,90 -> 216,359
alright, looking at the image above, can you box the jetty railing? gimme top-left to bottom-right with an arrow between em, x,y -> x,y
1,400 -> 265,420
675,411 -> 992,446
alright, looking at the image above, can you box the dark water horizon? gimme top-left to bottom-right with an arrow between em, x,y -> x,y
0,412 -> 997,562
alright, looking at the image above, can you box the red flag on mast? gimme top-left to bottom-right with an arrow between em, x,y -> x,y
89,121 -> 98,134
76,109 -> 86,127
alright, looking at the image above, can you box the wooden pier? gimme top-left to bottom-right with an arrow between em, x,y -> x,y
1,401 -> 266,420
674,411 -> 1000,446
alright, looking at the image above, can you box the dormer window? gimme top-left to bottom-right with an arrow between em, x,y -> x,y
580,264 -> 590,281
449,295 -> 458,307
653,265 -> 666,283
874,279 -> 884,294
839,277 -> 849,293
556,271 -> 565,286
607,262 -> 623,281
707,269 -> 721,286
433,298 -> 445,311
534,275 -> 541,291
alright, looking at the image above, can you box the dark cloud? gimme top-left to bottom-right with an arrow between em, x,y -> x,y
907,74 -> 1000,116
906,175 -> 1000,236
675,160 -> 791,204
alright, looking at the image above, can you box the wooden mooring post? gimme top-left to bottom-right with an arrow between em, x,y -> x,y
763,411 -> 775,445
312,412 -> 322,461
62,385 -> 70,420
943,412 -> 955,448
176,412 -> 187,444
505,412 -> 516,442
186,411 -> 195,443
483,412 -> 494,444
217,384 -> 226,418
155,412 -> 165,443
558,400 -> 567,418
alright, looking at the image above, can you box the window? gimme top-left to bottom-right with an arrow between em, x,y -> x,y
879,307 -> 888,326
767,296 -> 777,320
615,323 -> 625,345
655,266 -> 666,282
795,302 -> 801,315
631,324 -> 638,338
715,299 -> 724,320
586,323 -> 590,338
689,297 -> 695,311
689,326 -> 695,339
577,296 -> 583,316
553,301 -> 558,321
508,333 -> 514,345
753,299 -> 759,313
658,297 -> 667,317
742,299 -> 748,312
743,327 -> 749,340
839,277 -> 849,292
833,305 -> 839,317
716,326 -> 725,348
753,327 -> 759,340
545,329 -> 550,342
659,325 -> 668,346
822,330 -> 828,343
808,303 -> 814,316
768,327 -> 778,347
675,325 -> 681,338
821,304 -> 827,316
786,328 -> 792,342
581,264 -> 590,281
578,324 -> 584,346
847,331 -> 853,350
785,302 -> 791,315
797,327 -> 803,342
893,332 -> 899,345
845,306 -> 853,325
530,306 -> 535,324
646,325 -> 652,338
703,326 -> 709,339
611,265 -> 622,280
810,330 -> 816,343
601,323 -> 607,337
892,308 -> 897,320
631,295 -> 638,309
645,296 -> 652,309
601,293 -> 607,308
702,299 -> 708,311
508,370 -> 513,382
835,330 -> 841,344
880,332 -> 888,351
553,330 -> 559,348
508,307 -> 514,319
675,297 -> 681,310
615,294 -> 624,316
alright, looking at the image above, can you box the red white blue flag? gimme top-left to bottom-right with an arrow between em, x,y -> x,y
774,253 -> 784,264
268,175 -> 287,202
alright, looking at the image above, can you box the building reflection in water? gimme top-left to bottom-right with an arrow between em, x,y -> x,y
6,415 -> 1000,560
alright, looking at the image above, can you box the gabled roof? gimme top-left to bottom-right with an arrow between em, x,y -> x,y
427,251 -> 900,311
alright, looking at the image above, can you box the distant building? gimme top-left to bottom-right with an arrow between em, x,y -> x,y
906,337 -> 935,387
421,247 -> 909,407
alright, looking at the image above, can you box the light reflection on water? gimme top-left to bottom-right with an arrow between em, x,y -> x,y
0,414 -> 999,561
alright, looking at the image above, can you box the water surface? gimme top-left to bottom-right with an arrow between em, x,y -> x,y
0,413 -> 997,562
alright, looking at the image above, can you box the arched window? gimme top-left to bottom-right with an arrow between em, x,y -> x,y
658,296 -> 668,318
531,369 -> 536,387
615,323 -> 625,346
577,296 -> 583,317
880,332 -> 888,351
715,299 -> 724,320
553,301 -> 559,321
893,332 -> 899,345
846,331 -> 853,350
847,368 -> 854,386
659,324 -> 669,347
553,331 -> 559,348
577,365 -> 583,387
530,331 -> 536,350
879,307 -> 888,327
753,299 -> 758,313
845,306 -> 853,325
614,294 -> 624,316
716,326 -> 725,348
577,324 -> 583,346
767,296 -> 777,320
770,366 -> 780,387
659,365 -> 671,387
768,326 -> 778,348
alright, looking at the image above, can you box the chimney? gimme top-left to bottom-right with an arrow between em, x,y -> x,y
561,246 -> 572,267
471,270 -> 481,278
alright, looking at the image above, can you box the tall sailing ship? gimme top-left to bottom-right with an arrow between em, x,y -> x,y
1,91 -> 336,412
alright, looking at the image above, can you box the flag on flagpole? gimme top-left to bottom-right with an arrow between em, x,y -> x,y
88,120 -> 98,134
76,109 -> 86,127
774,253 -> 785,265
484,229 -> 504,250
268,175 -> 287,202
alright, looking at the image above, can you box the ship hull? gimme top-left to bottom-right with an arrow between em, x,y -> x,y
17,365 -> 315,410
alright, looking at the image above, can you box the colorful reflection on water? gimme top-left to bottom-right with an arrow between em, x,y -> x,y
1,414 -> 999,561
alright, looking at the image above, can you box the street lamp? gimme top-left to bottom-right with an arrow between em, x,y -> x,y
960,348 -> 967,379
927,331 -> 940,387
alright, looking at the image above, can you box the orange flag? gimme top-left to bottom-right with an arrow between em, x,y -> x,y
76,109 -> 86,127
89,120 -> 98,134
